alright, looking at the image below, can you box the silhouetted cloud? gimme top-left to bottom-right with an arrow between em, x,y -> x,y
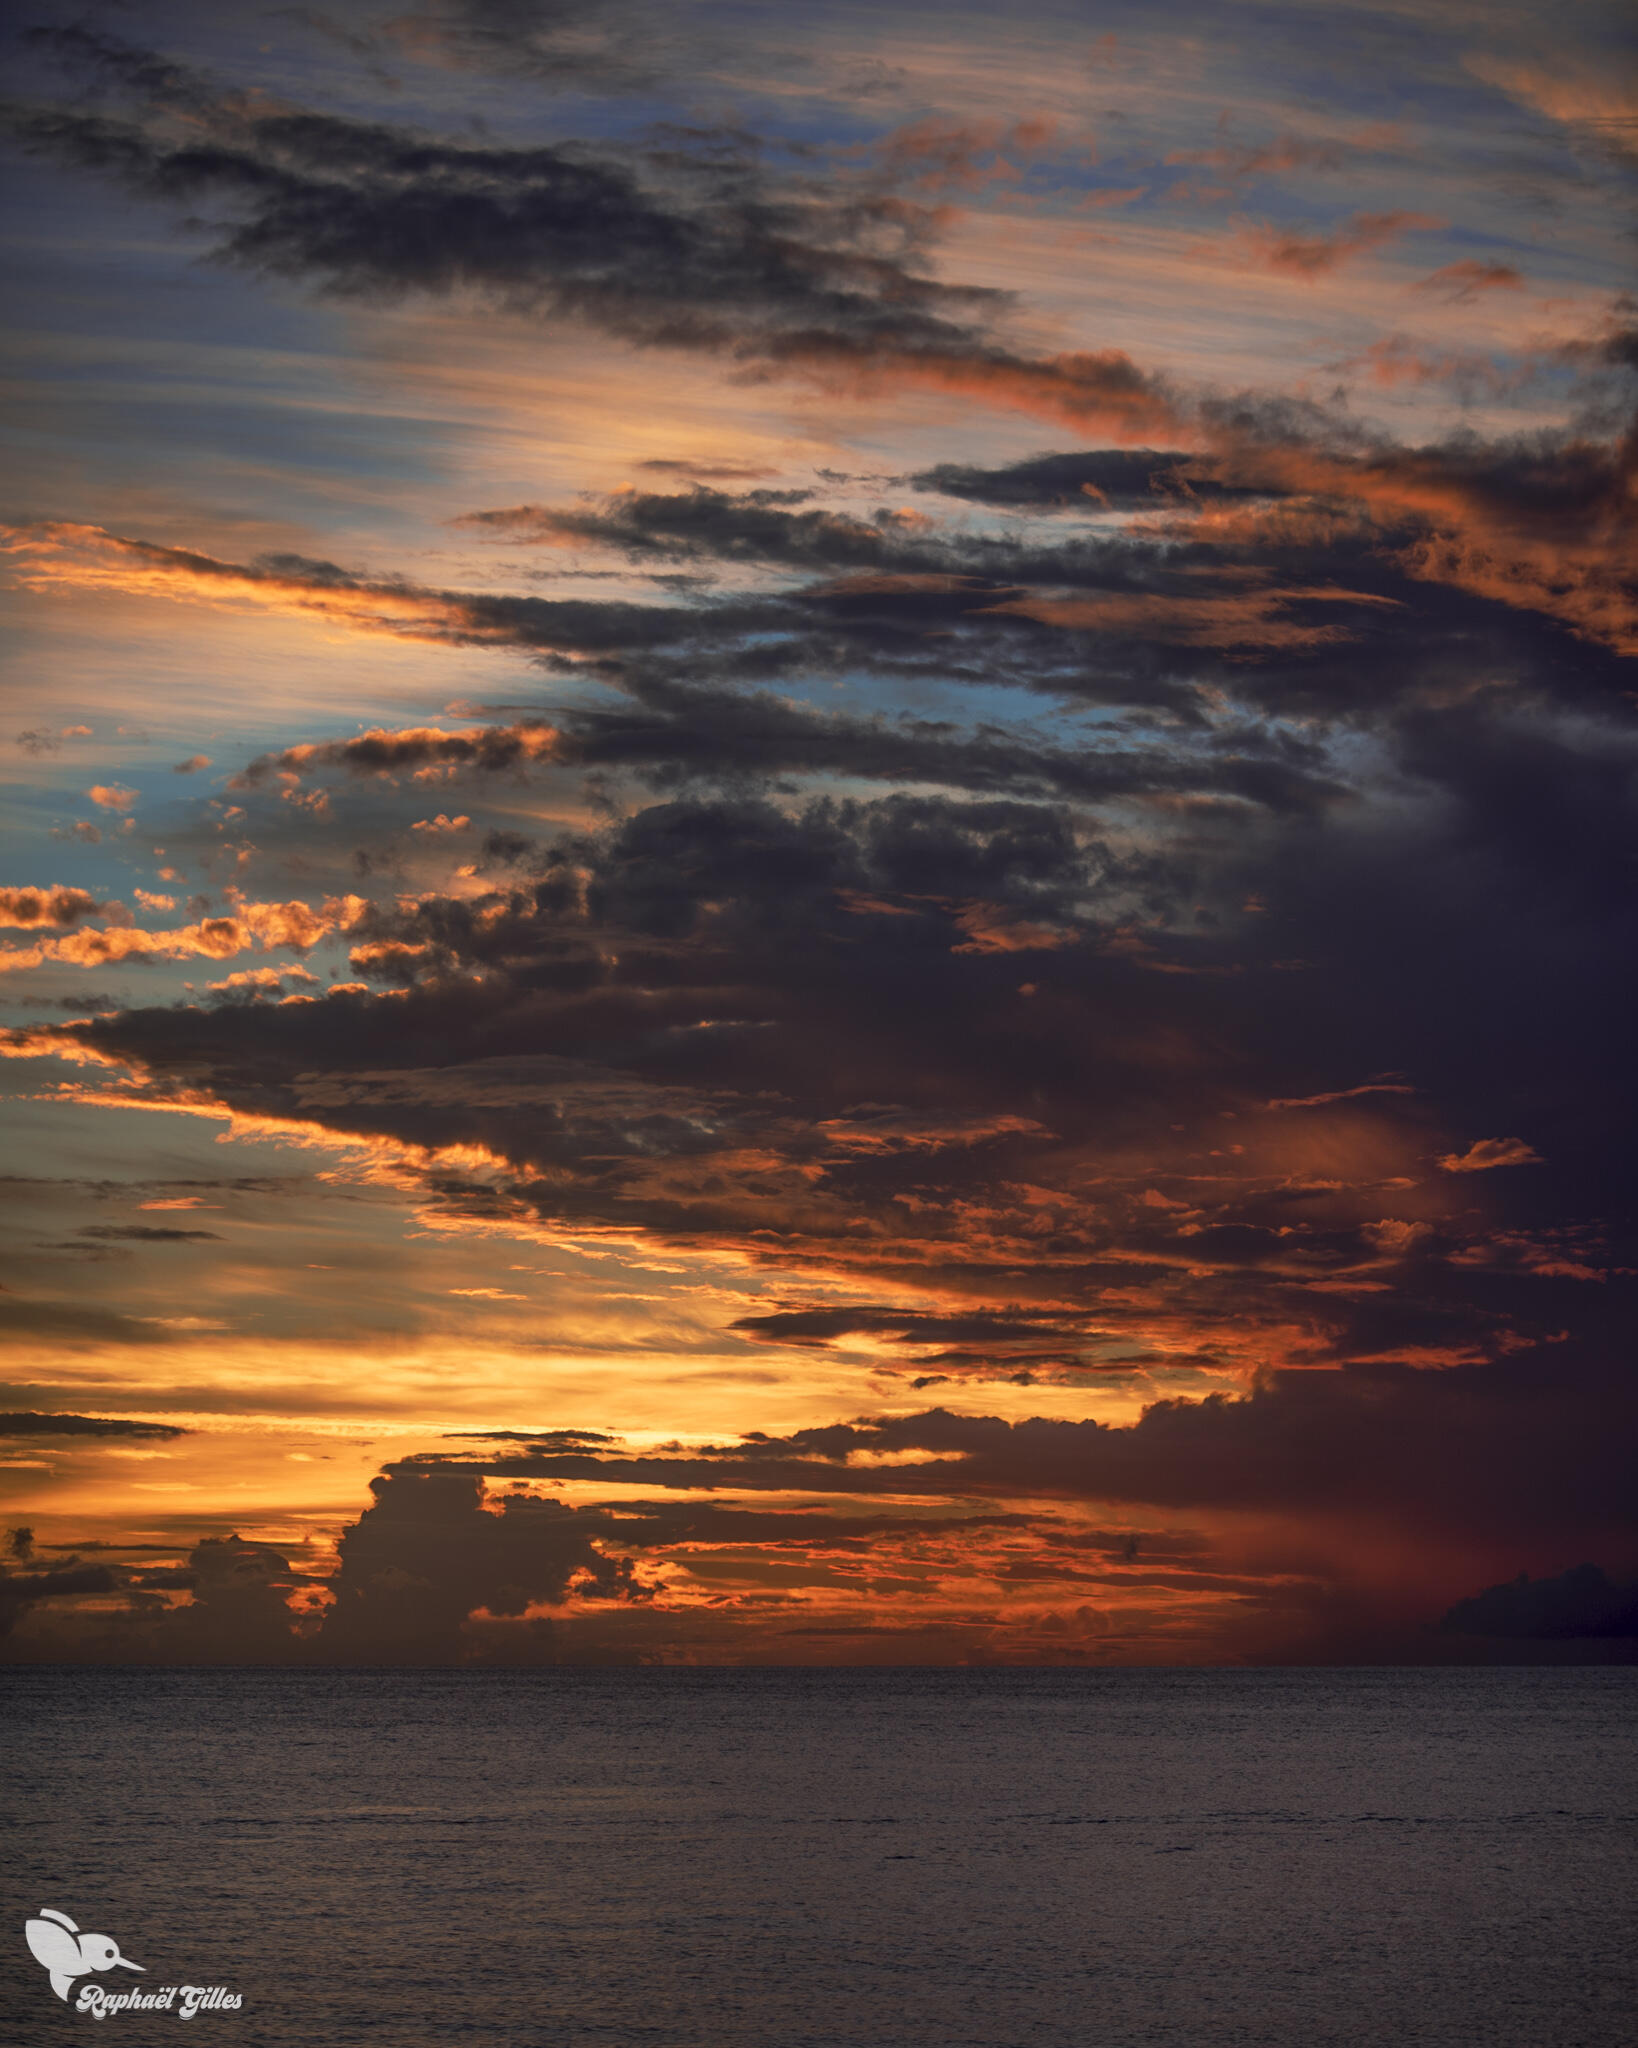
319,1467 -> 648,1661
76,1224 -> 223,1243
911,450 -> 1272,510
1439,1562 -> 1638,1639
397,1346 -> 1636,1546
0,1560 -> 118,1637
0,1411 -> 190,1438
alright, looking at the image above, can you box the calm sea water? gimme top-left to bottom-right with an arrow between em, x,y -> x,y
1,1667 -> 1633,2047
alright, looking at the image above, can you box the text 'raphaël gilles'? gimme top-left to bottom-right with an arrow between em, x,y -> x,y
77,1983 -> 244,2020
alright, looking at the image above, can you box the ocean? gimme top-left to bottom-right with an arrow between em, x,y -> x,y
2,1667 -> 1633,2046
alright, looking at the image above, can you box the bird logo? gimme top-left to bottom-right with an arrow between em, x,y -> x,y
24,1908 -> 145,2002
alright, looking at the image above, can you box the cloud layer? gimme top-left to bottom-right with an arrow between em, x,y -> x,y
1,0 -> 1633,1663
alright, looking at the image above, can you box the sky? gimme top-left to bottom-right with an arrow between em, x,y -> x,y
0,0 -> 1634,1666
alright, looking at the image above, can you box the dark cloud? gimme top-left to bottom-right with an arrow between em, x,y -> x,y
1,1534 -> 322,1662
262,698 -> 1337,812
318,1467 -> 648,1661
4,31 -> 1184,439
13,732 -> 1636,1379
442,1427 -> 617,1445
404,1344 -> 1638,1550
155,1536 -> 312,1658
5,28 -> 1634,679
0,1411 -> 190,1438
0,1481 -> 1217,1664
4,36 -> 982,346
0,1560 -> 118,1637
0,1297 -> 202,1346
1439,1563 -> 1638,1640
729,1303 -> 1121,1375
3,4 -> 1635,1670
76,1224 -> 223,1243
911,449 -> 1273,511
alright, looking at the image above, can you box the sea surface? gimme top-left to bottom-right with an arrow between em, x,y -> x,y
1,1667 -> 1634,2047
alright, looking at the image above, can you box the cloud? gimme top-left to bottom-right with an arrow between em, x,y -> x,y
5,34 -> 1633,671
911,450 -> 1270,511
729,1302 -> 1113,1376
0,1561 -> 118,1637
1463,52 -> 1638,157
400,1345 -> 1636,1542
77,1224 -> 223,1243
234,722 -> 566,788
1267,1084 -> 1416,1110
207,965 -> 319,995
1,1 -> 1635,1670
867,114 -> 1074,196
1413,261 -> 1525,302
0,1411 -> 189,1438
0,894 -> 366,975
1439,1562 -> 1638,1639
7,742 -> 1630,1380
369,0 -> 679,91
1437,1138 -> 1543,1174
1230,211 -> 1443,279
0,887 -> 109,930
319,1466 -> 648,1661
16,724 -> 93,753
226,697 -> 1340,816
1165,131 -> 1361,184
5,31 -> 1183,440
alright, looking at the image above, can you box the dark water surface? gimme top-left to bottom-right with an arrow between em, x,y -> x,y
1,1667 -> 1633,2046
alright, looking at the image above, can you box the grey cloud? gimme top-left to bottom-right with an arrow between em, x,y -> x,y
911,450 -> 1273,510
10,32 -> 1011,359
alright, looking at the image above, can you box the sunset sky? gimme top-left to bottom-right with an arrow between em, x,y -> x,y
2,0 -> 1634,1664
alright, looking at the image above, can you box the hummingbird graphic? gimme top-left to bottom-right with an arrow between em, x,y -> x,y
24,1908 -> 145,2002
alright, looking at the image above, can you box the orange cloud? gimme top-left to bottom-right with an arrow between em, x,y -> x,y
1174,438 -> 1637,655
0,897 -> 367,975
765,340 -> 1187,442
1464,52 -> 1638,143
867,114 -> 1079,196
1438,1137 -> 1544,1174
0,886 -> 111,929
1230,210 -> 1442,278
